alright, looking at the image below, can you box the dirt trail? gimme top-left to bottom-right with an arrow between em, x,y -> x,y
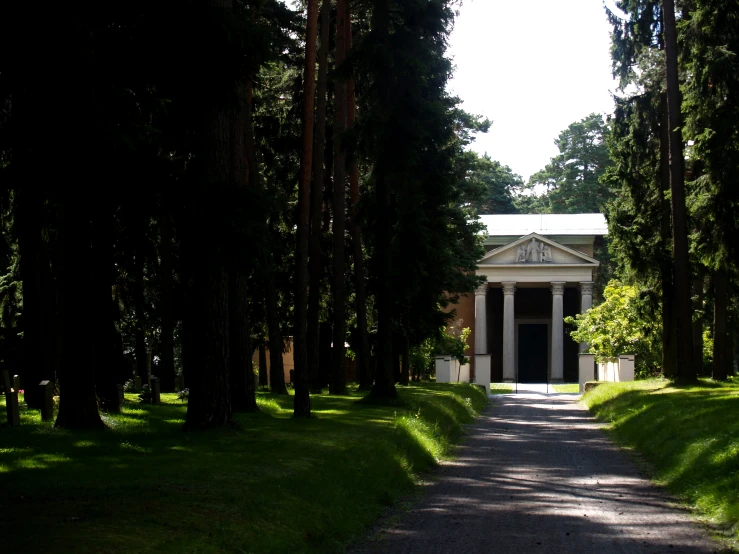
351,391 -> 721,554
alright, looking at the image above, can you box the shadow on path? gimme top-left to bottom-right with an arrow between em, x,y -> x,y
350,394 -> 722,554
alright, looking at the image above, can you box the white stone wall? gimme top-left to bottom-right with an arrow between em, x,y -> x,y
597,355 -> 636,382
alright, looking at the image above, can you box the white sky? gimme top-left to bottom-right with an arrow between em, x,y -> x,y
447,0 -> 620,182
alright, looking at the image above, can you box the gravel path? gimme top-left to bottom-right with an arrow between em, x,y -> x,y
352,387 -> 722,554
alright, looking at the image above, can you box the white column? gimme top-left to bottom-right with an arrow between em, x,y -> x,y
579,281 -> 594,352
502,282 -> 516,382
474,284 -> 488,354
551,282 -> 565,382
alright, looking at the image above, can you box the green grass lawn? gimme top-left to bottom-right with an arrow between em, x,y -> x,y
552,383 -> 579,393
0,383 -> 487,554
583,377 -> 739,546
489,383 -> 514,394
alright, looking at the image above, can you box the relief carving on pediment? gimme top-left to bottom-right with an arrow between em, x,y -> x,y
515,238 -> 553,263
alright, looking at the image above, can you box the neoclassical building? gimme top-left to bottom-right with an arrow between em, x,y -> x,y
453,213 -> 608,384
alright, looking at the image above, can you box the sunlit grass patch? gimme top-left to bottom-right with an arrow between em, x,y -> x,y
490,383 -> 514,393
0,382 -> 487,554
583,378 -> 739,547
552,383 -> 579,393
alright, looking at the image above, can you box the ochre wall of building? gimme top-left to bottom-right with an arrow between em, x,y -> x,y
445,292 -> 476,379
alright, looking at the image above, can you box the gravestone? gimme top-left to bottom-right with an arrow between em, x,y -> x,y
117,384 -> 125,406
150,376 -> 161,404
134,376 -> 141,392
2,370 -> 20,426
39,380 -> 54,422
13,374 -> 21,392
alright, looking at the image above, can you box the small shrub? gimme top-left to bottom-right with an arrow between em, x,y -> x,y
123,379 -> 137,393
177,388 -> 189,402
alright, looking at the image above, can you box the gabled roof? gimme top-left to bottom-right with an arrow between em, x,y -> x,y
478,232 -> 599,266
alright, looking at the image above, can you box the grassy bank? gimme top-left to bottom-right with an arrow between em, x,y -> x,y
0,383 -> 486,553
583,378 -> 739,544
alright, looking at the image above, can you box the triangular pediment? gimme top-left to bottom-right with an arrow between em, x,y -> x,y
478,233 -> 599,266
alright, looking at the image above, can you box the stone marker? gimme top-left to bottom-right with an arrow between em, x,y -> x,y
2,370 -> 20,426
117,384 -> 125,406
134,376 -> 141,392
13,374 -> 21,392
150,376 -> 161,404
39,380 -> 54,422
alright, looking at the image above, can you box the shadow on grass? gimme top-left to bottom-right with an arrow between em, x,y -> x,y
0,382 -> 487,554
586,380 -> 739,541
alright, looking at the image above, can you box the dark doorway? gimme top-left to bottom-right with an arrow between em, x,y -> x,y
518,324 -> 548,383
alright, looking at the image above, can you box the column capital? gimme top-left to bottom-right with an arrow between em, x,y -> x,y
551,282 -> 566,295
579,281 -> 594,295
475,283 -> 488,296
502,281 -> 516,296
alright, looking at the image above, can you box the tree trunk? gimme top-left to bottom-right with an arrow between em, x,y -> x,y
346,5 -> 371,391
17,188 -> 51,409
308,0 -> 331,394
265,268 -> 287,394
692,269 -> 705,375
712,270 -> 728,381
133,246 -> 150,387
400,335 -> 410,386
258,342 -> 268,387
230,270 -> 257,411
370,0 -> 397,400
229,77 -> 257,413
184,265 -> 232,429
54,201 -> 104,430
159,214 -> 176,391
293,0 -> 319,417
92,205 -> 120,413
662,0 -> 695,383
184,0 -> 237,428
659,92 -> 676,378
330,0 -> 348,395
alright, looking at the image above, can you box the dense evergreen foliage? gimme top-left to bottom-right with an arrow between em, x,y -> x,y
0,0 -> 489,425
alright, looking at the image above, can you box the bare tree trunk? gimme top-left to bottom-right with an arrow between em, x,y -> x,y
294,0 -> 319,417
308,0 -> 331,394
55,201 -> 104,429
659,92 -> 676,378
133,246 -> 150,387
258,342 -> 268,387
230,77 -> 256,413
330,0 -> 349,395
265,269 -> 287,394
93,205 -> 120,413
184,264 -> 231,429
346,5 -> 371,390
692,269 -> 705,375
400,335 -> 410,386
17,188 -> 51,409
159,214 -> 175,391
662,0 -> 695,383
370,0 -> 397,400
230,270 -> 256,411
712,270 -> 728,381
184,0 -> 237,428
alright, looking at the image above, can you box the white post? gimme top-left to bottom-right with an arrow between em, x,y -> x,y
502,281 -> 516,382
578,353 -> 595,393
579,281 -> 594,352
618,355 -> 635,381
551,282 -> 565,382
474,284 -> 488,354
475,354 -> 491,394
